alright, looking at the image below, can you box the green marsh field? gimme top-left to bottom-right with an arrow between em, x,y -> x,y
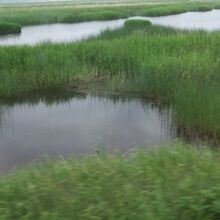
1,143 -> 220,220
0,0 -> 220,27
1,1 -> 220,219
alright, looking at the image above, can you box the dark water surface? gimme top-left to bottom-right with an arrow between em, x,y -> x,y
0,10 -> 220,45
0,92 -> 174,172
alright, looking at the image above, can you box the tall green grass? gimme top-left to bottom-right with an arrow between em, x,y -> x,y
1,142 -> 220,219
0,2 -> 220,27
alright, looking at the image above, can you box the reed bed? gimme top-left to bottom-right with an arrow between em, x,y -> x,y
0,1 -> 220,27
1,23 -> 220,135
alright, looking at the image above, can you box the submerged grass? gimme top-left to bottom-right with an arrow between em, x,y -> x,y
1,142 -> 220,219
1,22 -> 220,135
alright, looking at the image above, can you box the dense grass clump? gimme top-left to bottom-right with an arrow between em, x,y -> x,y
124,19 -> 151,28
0,143 -> 220,219
0,22 -> 21,35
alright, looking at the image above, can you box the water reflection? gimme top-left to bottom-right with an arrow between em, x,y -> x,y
0,91 -> 173,172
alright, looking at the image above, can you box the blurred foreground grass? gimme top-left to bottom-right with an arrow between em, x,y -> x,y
0,142 -> 220,219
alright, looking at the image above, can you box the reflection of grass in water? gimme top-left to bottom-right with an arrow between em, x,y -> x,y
0,105 -> 11,130
0,89 -> 87,106
0,88 -> 171,115
0,107 -> 5,124
0,89 -> 173,140
1,142 -> 220,219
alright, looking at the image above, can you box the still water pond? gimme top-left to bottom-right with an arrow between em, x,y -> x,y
0,92 -> 174,172
0,10 -> 220,45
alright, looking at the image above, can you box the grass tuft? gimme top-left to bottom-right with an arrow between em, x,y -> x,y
0,22 -> 21,35
124,19 -> 151,28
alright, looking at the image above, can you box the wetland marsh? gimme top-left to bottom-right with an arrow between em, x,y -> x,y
1,1 -> 220,219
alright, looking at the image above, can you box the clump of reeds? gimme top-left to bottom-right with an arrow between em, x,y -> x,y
0,22 -> 21,35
